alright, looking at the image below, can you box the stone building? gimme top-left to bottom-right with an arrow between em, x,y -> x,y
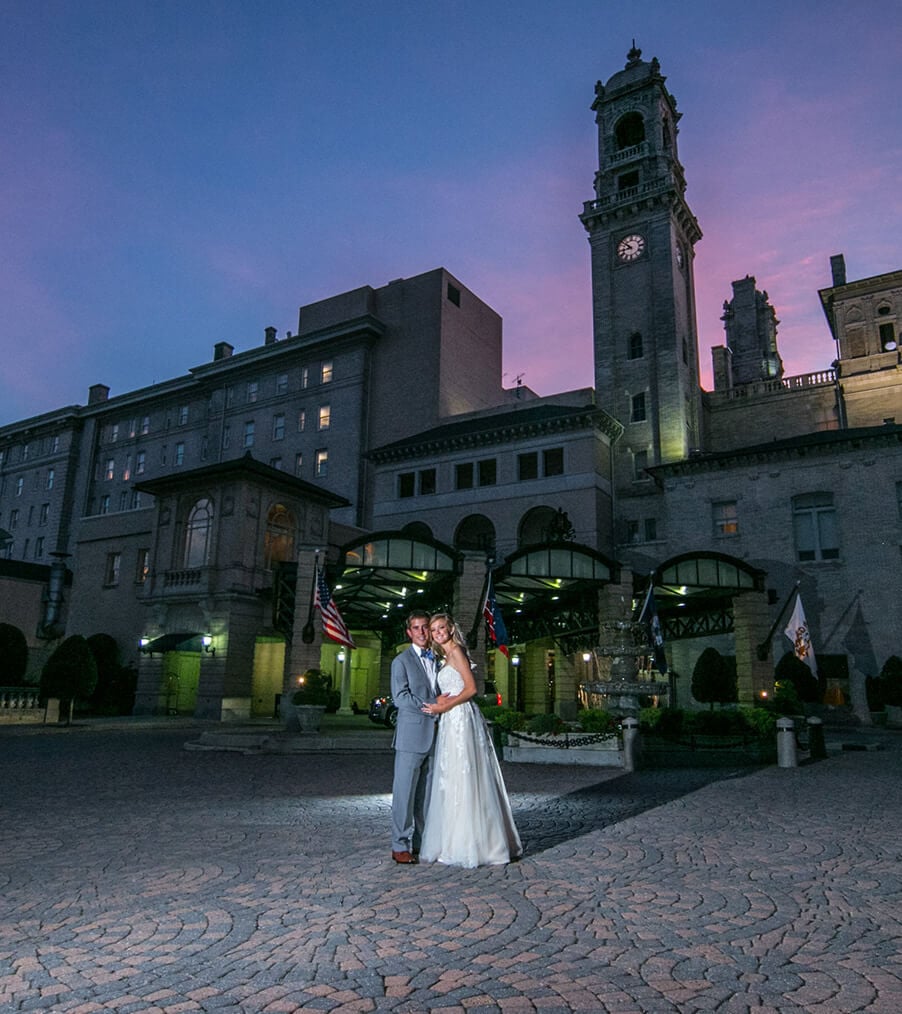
0,46 -> 899,720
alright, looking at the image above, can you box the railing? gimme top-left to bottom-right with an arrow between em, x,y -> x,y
607,141 -> 648,166
163,568 -> 204,588
0,687 -> 45,723
582,175 -> 672,215
709,369 -> 836,402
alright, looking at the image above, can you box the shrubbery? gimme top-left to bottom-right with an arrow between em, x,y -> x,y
638,706 -> 775,739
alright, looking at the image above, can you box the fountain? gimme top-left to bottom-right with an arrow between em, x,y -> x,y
580,619 -> 671,715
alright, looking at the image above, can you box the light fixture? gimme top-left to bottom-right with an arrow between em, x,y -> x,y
337,650 -> 346,663
582,652 -> 592,663
139,637 -> 150,653
202,635 -> 215,655
511,654 -> 520,667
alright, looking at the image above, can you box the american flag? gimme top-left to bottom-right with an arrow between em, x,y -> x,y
483,572 -> 510,659
314,564 -> 356,648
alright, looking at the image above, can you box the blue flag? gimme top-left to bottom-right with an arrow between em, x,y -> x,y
638,582 -> 668,675
483,572 -> 510,658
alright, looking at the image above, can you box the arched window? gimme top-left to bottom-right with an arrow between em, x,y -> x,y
615,112 -> 645,150
264,503 -> 296,567
454,515 -> 496,553
518,506 -> 558,547
184,498 -> 213,569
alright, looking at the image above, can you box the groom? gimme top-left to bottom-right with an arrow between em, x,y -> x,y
390,610 -> 439,864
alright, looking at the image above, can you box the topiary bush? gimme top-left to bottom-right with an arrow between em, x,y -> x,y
40,635 -> 98,724
577,708 -> 617,734
526,712 -> 567,735
879,655 -> 902,707
691,647 -> 737,709
0,623 -> 29,685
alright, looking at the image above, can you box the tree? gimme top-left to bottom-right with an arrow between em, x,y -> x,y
879,655 -> 902,707
691,647 -> 736,709
40,635 -> 98,724
87,633 -> 136,715
0,623 -> 29,685
775,651 -> 820,704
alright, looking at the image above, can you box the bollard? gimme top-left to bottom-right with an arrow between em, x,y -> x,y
807,715 -> 827,760
622,716 -> 640,772
776,717 -> 797,768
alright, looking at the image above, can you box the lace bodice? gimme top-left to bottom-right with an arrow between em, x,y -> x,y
436,665 -> 465,696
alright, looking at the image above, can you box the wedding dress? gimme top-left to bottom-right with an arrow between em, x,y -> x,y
419,664 -> 523,868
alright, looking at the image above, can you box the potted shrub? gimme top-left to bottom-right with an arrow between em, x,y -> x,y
288,669 -> 332,733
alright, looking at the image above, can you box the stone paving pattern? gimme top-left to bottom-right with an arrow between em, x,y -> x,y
1,720 -> 900,1013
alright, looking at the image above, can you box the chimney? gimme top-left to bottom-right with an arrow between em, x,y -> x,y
88,384 -> 110,404
213,341 -> 234,361
264,326 -> 278,345
830,254 -> 847,287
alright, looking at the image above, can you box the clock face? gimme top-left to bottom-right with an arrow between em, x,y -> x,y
617,234 -> 645,262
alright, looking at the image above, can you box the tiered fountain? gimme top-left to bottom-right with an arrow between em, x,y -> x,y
580,619 -> 671,715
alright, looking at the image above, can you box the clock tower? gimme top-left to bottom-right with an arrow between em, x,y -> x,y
580,45 -> 703,503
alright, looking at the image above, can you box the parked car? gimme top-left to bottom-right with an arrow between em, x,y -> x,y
481,680 -> 502,707
369,694 -> 398,728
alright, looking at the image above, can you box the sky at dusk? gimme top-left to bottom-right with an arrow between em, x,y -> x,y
2,0 -> 900,426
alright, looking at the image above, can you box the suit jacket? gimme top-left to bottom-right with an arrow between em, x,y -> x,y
390,644 -> 438,753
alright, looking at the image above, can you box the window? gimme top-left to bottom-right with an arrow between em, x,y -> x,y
123,455 -> 132,481
15,477 -> 23,496
628,332 -> 643,359
264,504 -> 296,567
160,445 -> 167,465
184,498 -> 213,568
99,494 -> 111,515
200,436 -> 209,461
633,449 -> 648,480
321,361 -> 333,384
879,322 -> 897,351
626,520 -> 640,543
34,536 -> 44,559
244,421 -> 255,448
543,448 -> 564,477
105,458 -> 115,480
27,505 -> 34,526
128,419 -> 137,438
272,414 -> 286,440
222,425 -> 231,450
104,551 -> 121,586
518,452 -> 538,481
39,503 -> 49,526
318,405 -> 331,431
418,468 -> 436,495
297,409 -> 306,432
478,459 -> 497,486
294,452 -> 303,476
247,381 -> 259,403
136,548 -> 149,584
141,415 -> 150,435
713,501 -> 738,536
50,435 -> 60,453
455,463 -> 474,490
276,372 -> 288,395
22,443 -> 29,461
110,424 -> 119,442
131,490 -> 143,510
447,282 -> 461,306
225,387 -> 234,409
301,366 -> 309,389
9,509 -> 18,530
315,449 -> 328,477
398,472 -> 415,498
118,491 -> 128,511
631,392 -> 647,422
793,492 -> 840,561
269,456 -> 283,470
174,442 -> 185,466
136,451 -> 146,475
178,405 -> 189,425
644,518 -> 657,542
47,468 -> 54,490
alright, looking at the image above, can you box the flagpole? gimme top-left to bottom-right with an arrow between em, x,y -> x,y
755,580 -> 801,661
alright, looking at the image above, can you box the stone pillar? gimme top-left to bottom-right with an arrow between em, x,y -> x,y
284,547 -> 326,698
455,551 -> 488,656
733,592 -> 773,705
337,650 -> 353,716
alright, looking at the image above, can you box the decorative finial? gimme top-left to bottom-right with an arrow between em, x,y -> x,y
627,40 -> 642,65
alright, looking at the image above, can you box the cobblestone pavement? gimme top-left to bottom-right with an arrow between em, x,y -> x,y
1,721 -> 900,1013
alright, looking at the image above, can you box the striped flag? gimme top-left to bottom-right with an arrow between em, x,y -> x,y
483,572 -> 510,659
314,564 -> 356,649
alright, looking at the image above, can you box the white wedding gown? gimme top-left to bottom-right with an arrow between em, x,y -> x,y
420,665 -> 523,868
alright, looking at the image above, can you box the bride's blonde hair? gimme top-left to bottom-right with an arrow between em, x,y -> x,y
429,612 -> 475,667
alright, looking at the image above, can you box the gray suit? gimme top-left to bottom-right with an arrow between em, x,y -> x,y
390,644 -> 438,853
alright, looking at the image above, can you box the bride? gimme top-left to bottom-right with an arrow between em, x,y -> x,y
419,612 -> 522,867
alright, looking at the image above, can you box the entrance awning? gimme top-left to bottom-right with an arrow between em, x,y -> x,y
140,631 -> 204,654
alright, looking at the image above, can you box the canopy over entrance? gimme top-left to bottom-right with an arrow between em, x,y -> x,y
648,551 -> 766,639
139,631 -> 204,654
493,542 -> 618,654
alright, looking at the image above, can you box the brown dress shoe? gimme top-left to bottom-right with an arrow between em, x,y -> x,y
391,850 -> 418,864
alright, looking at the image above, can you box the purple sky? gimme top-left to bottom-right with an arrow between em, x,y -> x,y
2,1 -> 900,426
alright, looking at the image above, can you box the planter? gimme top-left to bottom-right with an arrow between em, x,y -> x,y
285,704 -> 327,734
503,731 -> 623,767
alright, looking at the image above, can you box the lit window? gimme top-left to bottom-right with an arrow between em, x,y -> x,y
136,548 -> 149,583
123,455 -> 131,481
315,449 -> 328,477
321,361 -> 333,384
244,421 -> 255,448
104,551 -> 121,586
793,492 -> 840,561
105,458 -> 115,480
128,419 -> 137,438
713,501 -> 738,536
184,498 -> 213,568
272,414 -> 286,440
318,405 -> 331,431
631,392 -> 647,422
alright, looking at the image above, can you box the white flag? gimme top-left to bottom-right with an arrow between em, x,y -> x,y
784,593 -> 816,674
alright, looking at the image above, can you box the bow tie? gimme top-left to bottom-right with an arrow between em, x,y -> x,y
421,649 -> 434,661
